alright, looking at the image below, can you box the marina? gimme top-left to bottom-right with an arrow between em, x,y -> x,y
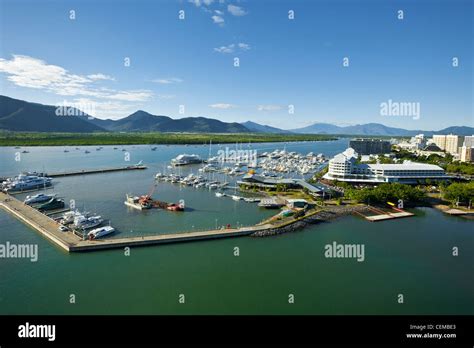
0,141 -> 472,316
0,190 -> 295,252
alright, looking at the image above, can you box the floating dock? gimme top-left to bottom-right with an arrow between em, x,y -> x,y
0,192 -> 272,252
354,206 -> 415,222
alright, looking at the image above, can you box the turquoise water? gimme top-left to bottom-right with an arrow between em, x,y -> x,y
0,140 -> 473,314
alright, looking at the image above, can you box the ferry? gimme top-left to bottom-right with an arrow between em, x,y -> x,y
171,154 -> 203,166
88,226 -> 115,240
24,193 -> 56,205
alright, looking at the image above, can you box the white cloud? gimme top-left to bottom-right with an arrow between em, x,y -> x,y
151,77 -> 183,84
213,42 -> 250,54
0,55 -> 152,102
157,94 -> 176,100
237,43 -> 251,51
212,15 -> 225,25
257,105 -> 283,111
0,55 -> 154,118
227,4 -> 246,16
87,73 -> 115,81
209,103 -> 236,109
189,0 -> 215,7
215,9 -> 223,15
214,44 -> 235,53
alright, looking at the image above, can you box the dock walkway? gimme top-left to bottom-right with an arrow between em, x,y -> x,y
0,192 -> 273,252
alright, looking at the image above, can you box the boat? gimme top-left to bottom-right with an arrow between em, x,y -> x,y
37,198 -> 65,211
231,195 -> 243,201
124,194 -> 152,210
2,174 -> 52,192
64,150 -> 69,153
73,214 -> 103,230
244,197 -> 261,203
84,150 -> 90,154
59,210 -> 85,225
88,226 -> 115,240
215,192 -> 225,198
166,203 -> 184,212
21,150 -> 29,154
151,147 -> 157,151
24,193 -> 57,205
171,154 -> 203,166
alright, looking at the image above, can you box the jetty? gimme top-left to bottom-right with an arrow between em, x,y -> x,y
0,164 -> 147,183
353,206 -> 414,222
45,164 -> 147,178
0,191 -> 273,252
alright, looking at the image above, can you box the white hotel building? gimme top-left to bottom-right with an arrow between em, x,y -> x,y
323,148 -> 447,184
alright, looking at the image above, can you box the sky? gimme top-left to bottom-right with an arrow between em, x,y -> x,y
0,0 -> 472,130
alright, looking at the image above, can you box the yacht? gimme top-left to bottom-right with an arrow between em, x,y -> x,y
37,198 -> 65,211
171,154 -> 202,166
215,192 -> 225,198
73,214 -> 104,230
88,226 -> 115,240
60,210 -> 85,225
2,174 -> 52,192
24,193 -> 57,205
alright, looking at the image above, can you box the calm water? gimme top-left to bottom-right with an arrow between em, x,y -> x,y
0,139 -> 473,314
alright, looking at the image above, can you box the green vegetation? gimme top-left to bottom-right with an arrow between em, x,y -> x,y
446,162 -> 474,176
0,131 -> 337,146
343,183 -> 426,204
442,182 -> 474,205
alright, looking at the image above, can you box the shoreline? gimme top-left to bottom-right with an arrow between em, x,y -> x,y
0,132 -> 339,147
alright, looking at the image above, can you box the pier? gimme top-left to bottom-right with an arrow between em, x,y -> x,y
0,164 -> 147,183
45,164 -> 147,177
0,192 -> 273,252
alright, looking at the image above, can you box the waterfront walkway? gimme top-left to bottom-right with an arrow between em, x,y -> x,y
0,192 -> 273,252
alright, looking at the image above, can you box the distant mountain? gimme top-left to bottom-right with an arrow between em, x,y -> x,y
87,110 -> 172,132
2,96 -> 472,136
291,122 -> 474,136
0,96 -> 249,133
240,121 -> 289,134
435,126 -> 474,136
0,95 -> 105,132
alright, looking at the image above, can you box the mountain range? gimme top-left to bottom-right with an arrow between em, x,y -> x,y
1,95 -> 473,136
290,122 -> 474,136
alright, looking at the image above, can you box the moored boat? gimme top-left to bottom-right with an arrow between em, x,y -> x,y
88,226 -> 115,240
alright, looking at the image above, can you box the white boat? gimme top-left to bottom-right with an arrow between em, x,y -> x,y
73,214 -> 103,230
2,174 -> 52,192
231,195 -> 243,201
60,210 -> 85,225
215,192 -> 225,197
24,193 -> 56,205
88,226 -> 115,240
171,154 -> 202,166
244,197 -> 261,203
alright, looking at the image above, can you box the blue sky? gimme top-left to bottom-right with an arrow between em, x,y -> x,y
0,0 -> 472,130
